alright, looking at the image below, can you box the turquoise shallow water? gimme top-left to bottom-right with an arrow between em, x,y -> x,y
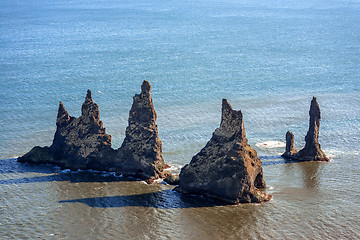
1,0 -> 360,239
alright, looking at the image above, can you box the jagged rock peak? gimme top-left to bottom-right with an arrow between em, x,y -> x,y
306,97 -> 321,145
18,82 -> 171,182
118,80 -> 168,180
128,80 -> 156,125
176,99 -> 270,204
56,101 -> 70,125
214,99 -> 246,143
141,80 -> 151,96
81,89 -> 100,123
86,89 -> 93,101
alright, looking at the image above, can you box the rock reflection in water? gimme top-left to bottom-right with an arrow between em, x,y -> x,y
298,162 -> 323,189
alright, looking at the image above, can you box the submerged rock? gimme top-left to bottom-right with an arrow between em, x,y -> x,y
175,99 -> 271,204
164,175 -> 180,185
18,81 -> 170,181
282,97 -> 329,162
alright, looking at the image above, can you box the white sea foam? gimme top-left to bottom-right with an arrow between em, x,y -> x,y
323,149 -> 346,159
167,164 -> 183,173
255,141 -> 286,149
153,178 -> 164,184
140,178 -> 163,184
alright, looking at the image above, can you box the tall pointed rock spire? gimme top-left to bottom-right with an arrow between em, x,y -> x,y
81,89 -> 100,123
282,97 -> 329,162
56,101 -> 71,126
215,99 -> 247,144
51,90 -> 112,168
118,80 -> 168,181
128,80 -> 156,125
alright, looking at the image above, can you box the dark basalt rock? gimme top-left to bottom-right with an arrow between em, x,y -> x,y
175,99 -> 271,204
18,81 -> 170,181
281,131 -> 297,158
282,97 -> 329,162
164,175 -> 180,185
19,91 -> 113,170
116,81 -> 169,181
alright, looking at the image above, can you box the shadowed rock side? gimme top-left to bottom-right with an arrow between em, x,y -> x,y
116,81 -> 169,181
282,97 -> 329,162
18,91 -> 113,170
175,99 -> 271,204
18,81 -> 169,181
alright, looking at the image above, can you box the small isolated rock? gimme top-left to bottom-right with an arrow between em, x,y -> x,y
175,99 -> 271,204
282,97 -> 329,162
164,175 -> 180,185
281,131 -> 297,158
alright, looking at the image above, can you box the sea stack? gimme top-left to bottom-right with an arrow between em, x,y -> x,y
175,99 -> 271,204
116,80 -> 169,181
282,97 -> 329,162
18,90 -> 113,170
18,81 -> 170,181
281,131 -> 297,158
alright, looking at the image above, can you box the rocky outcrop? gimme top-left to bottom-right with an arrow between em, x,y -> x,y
18,81 -> 170,181
116,81 -> 169,181
281,131 -> 297,158
175,99 -> 271,204
19,91 -> 113,170
164,175 -> 180,185
282,97 -> 329,162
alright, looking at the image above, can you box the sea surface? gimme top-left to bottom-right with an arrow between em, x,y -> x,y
1,0 -> 359,239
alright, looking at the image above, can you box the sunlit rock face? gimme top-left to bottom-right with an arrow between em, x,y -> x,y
176,99 -> 271,204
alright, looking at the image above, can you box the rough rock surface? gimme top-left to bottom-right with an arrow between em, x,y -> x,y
281,131 -> 297,158
282,97 -> 329,162
116,81 -> 169,180
175,99 -> 271,204
164,175 -> 180,185
18,90 -> 113,170
18,81 -> 169,180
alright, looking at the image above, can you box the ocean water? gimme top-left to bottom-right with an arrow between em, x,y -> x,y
1,0 -> 359,239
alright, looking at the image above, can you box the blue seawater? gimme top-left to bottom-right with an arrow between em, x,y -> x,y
0,1 -> 359,238
1,0 -> 359,162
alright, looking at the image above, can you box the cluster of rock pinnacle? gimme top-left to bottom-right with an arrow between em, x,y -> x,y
18,81 -> 328,204
18,81 -> 169,183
